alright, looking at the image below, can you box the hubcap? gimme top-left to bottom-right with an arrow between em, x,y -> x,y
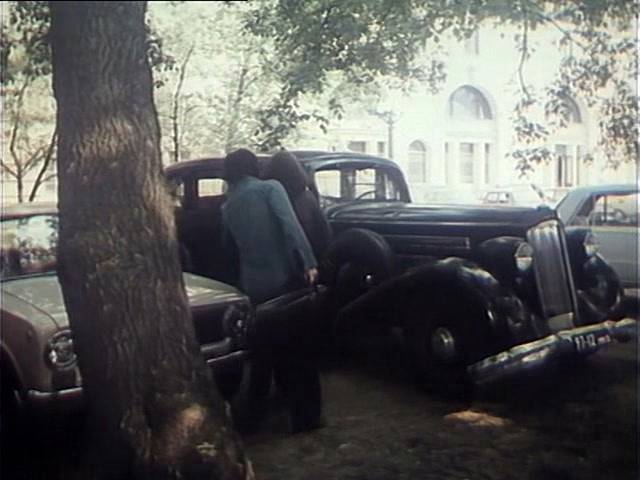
431,327 -> 457,361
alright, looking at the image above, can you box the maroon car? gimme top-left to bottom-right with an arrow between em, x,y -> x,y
0,203 -> 253,433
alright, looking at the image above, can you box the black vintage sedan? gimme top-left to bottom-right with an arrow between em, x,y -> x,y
166,151 -> 636,392
0,203 -> 252,431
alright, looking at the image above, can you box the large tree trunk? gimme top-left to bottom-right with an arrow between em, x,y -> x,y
49,3 -> 252,479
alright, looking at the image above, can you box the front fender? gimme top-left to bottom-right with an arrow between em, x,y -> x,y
336,257 -> 538,352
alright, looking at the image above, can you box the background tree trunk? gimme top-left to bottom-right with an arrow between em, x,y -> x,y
49,2 -> 251,479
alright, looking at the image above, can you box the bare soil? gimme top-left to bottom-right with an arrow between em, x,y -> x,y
244,335 -> 638,480
2,335 -> 637,480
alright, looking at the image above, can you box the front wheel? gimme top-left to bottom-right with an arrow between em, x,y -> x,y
404,305 -> 478,397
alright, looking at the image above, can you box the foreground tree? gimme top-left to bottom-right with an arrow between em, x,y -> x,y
49,2 -> 251,479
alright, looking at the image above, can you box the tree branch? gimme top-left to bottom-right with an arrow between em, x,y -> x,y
23,145 -> 47,171
28,128 -> 58,202
524,0 -> 589,52
8,75 -> 32,168
0,159 -> 18,178
517,2 -> 531,102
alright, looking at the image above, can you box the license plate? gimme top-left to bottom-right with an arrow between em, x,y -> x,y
573,332 -> 612,353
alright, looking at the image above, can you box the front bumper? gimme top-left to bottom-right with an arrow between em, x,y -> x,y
25,348 -> 248,412
26,386 -> 84,414
468,317 -> 637,385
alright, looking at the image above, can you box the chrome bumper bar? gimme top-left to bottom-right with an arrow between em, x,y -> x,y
468,317 -> 637,385
27,386 -> 84,412
26,347 -> 248,411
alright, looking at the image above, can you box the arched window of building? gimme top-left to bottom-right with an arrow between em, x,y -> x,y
551,95 -> 585,187
407,140 -> 428,183
448,86 -> 493,120
560,95 -> 582,123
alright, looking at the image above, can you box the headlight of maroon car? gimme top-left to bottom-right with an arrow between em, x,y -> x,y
45,329 -> 77,370
222,302 -> 252,347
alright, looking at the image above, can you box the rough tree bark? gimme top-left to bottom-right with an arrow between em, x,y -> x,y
49,2 -> 252,479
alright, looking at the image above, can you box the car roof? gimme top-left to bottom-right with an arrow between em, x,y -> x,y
164,150 -> 400,177
1,202 -> 57,220
290,150 -> 400,169
567,184 -> 638,196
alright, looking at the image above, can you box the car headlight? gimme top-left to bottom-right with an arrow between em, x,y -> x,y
583,232 -> 600,257
514,242 -> 534,273
46,330 -> 77,370
222,303 -> 250,339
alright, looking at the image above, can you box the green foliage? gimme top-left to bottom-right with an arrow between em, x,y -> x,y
3,0 -> 637,173
248,0 -> 638,169
505,1 -> 638,172
1,1 -> 175,86
246,0 -> 467,150
1,1 -> 55,202
149,1 -> 271,159
1,1 -> 51,84
1,1 -> 176,202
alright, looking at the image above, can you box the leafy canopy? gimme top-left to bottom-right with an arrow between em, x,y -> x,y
247,0 -> 638,169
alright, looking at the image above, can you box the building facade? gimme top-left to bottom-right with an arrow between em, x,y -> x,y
301,24 -> 637,204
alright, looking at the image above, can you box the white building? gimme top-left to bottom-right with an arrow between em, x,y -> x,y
301,24 -> 637,203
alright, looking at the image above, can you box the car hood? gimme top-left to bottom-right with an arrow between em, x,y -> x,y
1,273 -> 246,330
327,201 -> 556,229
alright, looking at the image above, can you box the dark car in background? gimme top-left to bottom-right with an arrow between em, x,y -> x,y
0,203 -> 252,432
166,152 -> 636,392
556,184 -> 639,300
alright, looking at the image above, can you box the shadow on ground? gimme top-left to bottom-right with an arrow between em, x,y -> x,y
1,332 -> 637,480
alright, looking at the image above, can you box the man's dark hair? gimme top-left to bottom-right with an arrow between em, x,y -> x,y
224,148 -> 260,184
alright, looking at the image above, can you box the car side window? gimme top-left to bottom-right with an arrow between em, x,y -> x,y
197,178 -> 227,197
314,166 -> 402,207
589,193 -> 638,227
315,170 -> 341,199
1,215 -> 58,278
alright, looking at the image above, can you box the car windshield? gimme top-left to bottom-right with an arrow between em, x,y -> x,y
1,214 -> 58,279
313,165 -> 404,208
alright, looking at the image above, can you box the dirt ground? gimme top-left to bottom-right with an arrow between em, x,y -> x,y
2,334 -> 637,480
244,335 -> 638,480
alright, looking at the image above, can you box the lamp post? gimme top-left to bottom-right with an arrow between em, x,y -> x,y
367,108 -> 400,159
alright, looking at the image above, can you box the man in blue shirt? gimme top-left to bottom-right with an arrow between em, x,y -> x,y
221,149 -> 318,302
221,148 -> 323,433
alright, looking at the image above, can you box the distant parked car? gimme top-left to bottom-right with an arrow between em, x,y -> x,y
556,184 -> 639,299
422,187 -> 482,205
481,184 -> 547,208
0,203 -> 253,433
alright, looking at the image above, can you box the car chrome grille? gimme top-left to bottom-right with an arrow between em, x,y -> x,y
383,234 -> 471,256
527,220 -> 577,331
